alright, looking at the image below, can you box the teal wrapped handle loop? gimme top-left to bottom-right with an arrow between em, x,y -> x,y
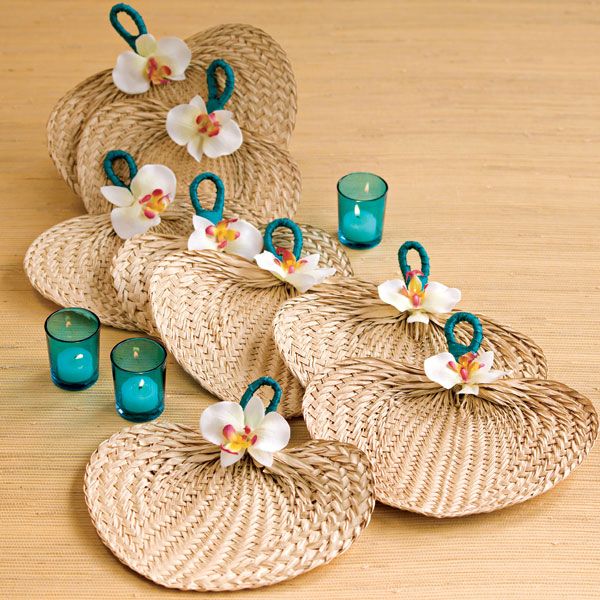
109,3 -> 147,51
264,218 -> 303,261
103,150 -> 138,188
398,241 -> 430,286
444,312 -> 483,360
239,377 -> 282,414
206,59 -> 235,113
189,173 -> 225,225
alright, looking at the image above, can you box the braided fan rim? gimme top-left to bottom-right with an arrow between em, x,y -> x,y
84,422 -> 375,591
272,275 -> 548,388
47,23 -> 297,197
302,357 -> 598,518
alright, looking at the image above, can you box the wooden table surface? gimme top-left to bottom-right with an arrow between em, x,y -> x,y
2,1 -> 600,598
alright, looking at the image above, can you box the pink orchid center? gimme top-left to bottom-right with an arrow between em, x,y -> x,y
221,423 -> 258,455
272,247 -> 307,274
145,57 -> 172,85
205,218 -> 240,249
196,112 -> 221,138
400,271 -> 427,308
447,352 -> 482,382
138,188 -> 171,220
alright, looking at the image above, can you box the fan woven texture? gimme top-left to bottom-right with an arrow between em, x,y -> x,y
149,228 -> 353,417
85,422 -> 375,591
273,277 -> 548,387
48,24 -> 300,225
303,357 -> 598,518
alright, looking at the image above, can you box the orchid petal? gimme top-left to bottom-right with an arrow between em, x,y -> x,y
111,205 -> 152,239
130,164 -> 177,199
458,384 -> 480,396
220,449 -> 245,468
200,402 -> 245,445
155,36 -> 191,75
100,185 -> 134,207
243,395 -> 265,430
187,229 -> 218,251
134,33 -> 158,57
286,267 -> 336,293
253,412 -> 290,452
112,51 -> 150,94
226,220 -> 264,259
202,119 -> 243,158
421,281 -> 461,315
189,95 -> 207,112
186,136 -> 204,162
211,110 -> 233,125
377,279 -> 412,313
166,103 -> 201,145
424,352 -> 462,389
297,253 -> 321,270
407,312 -> 430,324
247,447 -> 274,467
255,251 -> 287,279
470,368 -> 509,385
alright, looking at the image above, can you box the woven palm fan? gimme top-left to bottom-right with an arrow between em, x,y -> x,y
113,174 -> 350,336
85,377 -> 375,591
274,240 -> 547,387
24,151 -> 191,330
150,219 -> 353,417
48,4 -> 299,214
303,312 -> 598,518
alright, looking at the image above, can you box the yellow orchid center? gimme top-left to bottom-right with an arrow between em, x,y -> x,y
205,218 -> 240,249
196,112 -> 221,138
221,424 -> 257,455
400,271 -> 427,308
145,57 -> 172,85
273,247 -> 307,274
138,188 -> 171,220
447,352 -> 483,382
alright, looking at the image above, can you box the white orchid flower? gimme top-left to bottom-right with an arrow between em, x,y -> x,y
254,248 -> 336,293
101,164 -> 176,239
200,396 -> 290,468
424,350 -> 510,396
112,33 -> 191,94
187,216 -> 263,260
378,272 -> 461,324
166,95 -> 243,162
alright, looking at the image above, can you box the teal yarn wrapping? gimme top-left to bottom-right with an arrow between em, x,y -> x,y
103,150 -> 138,188
398,241 -> 430,286
239,377 -> 282,414
264,218 -> 303,261
444,312 -> 483,360
189,173 -> 225,225
206,59 -> 235,113
109,3 -> 147,51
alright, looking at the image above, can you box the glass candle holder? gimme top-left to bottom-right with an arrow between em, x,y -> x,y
337,172 -> 388,249
45,307 -> 100,391
111,337 -> 166,422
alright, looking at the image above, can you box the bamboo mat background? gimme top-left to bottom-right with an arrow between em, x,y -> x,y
1,1 -> 600,598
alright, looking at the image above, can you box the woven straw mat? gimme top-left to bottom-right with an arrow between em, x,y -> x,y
273,277 -> 548,388
48,24 -> 299,224
303,357 -> 598,518
85,422 -> 375,591
24,214 -> 190,330
149,228 -> 353,418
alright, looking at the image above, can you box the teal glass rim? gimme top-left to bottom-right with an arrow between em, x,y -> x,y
110,337 -> 167,373
337,172 -> 389,203
44,307 -> 100,343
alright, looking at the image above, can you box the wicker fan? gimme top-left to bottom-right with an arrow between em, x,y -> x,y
302,313 -> 598,518
48,4 -> 299,221
85,379 -> 375,591
150,219 -> 353,417
274,240 -> 547,387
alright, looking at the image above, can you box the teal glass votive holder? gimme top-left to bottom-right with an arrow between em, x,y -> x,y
111,337 -> 166,422
337,172 -> 388,249
45,307 -> 100,391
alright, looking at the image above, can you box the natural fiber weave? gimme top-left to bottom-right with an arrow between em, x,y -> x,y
85,422 -> 374,591
149,229 -> 353,417
113,224 -> 352,336
23,214 -> 188,330
48,23 -> 298,209
273,277 -> 548,387
303,357 -> 598,518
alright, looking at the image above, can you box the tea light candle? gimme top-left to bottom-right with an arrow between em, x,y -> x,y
337,172 -> 388,249
120,376 -> 158,413
56,347 -> 94,384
